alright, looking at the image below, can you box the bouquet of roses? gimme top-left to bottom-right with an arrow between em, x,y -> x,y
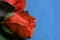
0,0 -> 36,39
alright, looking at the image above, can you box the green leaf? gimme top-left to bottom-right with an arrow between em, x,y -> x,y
4,12 -> 14,20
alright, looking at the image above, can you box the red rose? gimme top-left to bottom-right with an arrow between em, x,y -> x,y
4,0 -> 26,11
5,11 -> 36,38
0,0 -> 26,11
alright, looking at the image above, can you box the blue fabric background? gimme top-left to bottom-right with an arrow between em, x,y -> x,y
25,0 -> 60,40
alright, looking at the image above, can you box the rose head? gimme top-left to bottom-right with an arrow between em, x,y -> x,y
0,0 -> 26,12
4,11 -> 36,39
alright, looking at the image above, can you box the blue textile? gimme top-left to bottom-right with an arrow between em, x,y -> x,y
26,0 -> 59,40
